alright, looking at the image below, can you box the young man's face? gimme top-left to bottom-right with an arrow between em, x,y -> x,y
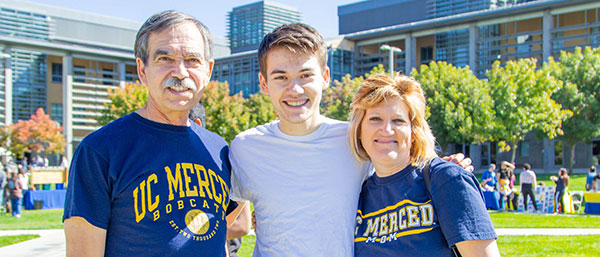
136,21 -> 213,119
259,47 -> 330,135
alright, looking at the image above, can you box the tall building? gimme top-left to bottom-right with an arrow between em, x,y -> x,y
338,0 -> 426,35
340,0 -> 600,170
227,0 -> 300,53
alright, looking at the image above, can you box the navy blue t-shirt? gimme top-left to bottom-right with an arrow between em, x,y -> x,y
354,158 -> 497,256
63,113 -> 232,256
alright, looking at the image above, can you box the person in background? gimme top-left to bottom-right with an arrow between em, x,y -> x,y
497,161 -> 516,211
519,163 -> 538,212
481,163 -> 497,191
551,168 -> 570,213
0,166 -> 6,213
350,73 -> 499,257
189,101 -> 251,257
586,166 -> 597,191
60,156 -> 69,167
6,171 -> 23,218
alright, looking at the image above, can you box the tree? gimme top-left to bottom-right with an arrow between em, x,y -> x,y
412,61 -> 494,154
243,91 -> 278,129
202,81 -> 250,143
549,46 -> 600,172
97,83 -> 148,126
486,58 -> 571,162
0,108 -> 66,158
320,64 -> 385,121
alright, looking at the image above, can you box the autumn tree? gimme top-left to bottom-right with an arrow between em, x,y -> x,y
97,83 -> 148,126
412,61 -> 494,154
549,46 -> 600,172
0,108 -> 66,158
486,58 -> 571,162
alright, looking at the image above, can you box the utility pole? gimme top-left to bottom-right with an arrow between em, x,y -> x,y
379,44 -> 403,76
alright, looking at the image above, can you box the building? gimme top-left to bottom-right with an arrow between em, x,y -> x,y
213,1 -> 301,95
227,0 -> 300,54
339,0 -> 600,171
0,0 -> 142,159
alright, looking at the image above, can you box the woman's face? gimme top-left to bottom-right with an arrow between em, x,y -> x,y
360,97 -> 412,172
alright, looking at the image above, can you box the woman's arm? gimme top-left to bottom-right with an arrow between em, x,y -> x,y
455,239 -> 500,257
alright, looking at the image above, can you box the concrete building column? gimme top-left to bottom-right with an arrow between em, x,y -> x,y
470,144 -> 482,170
469,25 -> 479,72
542,11 -> 553,61
118,62 -> 126,89
543,138 -> 554,172
3,49 -> 12,125
62,55 -> 73,160
405,34 -> 416,75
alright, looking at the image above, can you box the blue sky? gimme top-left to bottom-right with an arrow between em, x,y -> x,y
29,0 -> 361,38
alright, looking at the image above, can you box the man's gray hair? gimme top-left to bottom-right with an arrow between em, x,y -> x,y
135,10 -> 213,64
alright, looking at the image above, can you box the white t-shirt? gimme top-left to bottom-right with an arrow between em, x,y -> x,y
230,118 -> 370,257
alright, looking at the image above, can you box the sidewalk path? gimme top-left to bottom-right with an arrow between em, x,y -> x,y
1,228 -> 600,256
0,229 -> 64,257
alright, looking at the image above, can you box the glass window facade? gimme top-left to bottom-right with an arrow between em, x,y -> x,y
227,1 -> 300,53
9,49 -> 47,123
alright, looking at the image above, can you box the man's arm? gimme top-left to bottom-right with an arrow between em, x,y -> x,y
226,202 -> 251,240
64,217 -> 106,257
455,239 -> 500,257
442,153 -> 473,172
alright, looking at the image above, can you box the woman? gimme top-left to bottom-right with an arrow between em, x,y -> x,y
551,168 -> 570,213
497,161 -> 516,211
349,73 -> 499,257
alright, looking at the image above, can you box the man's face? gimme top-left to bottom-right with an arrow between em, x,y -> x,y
136,21 -> 213,118
259,47 -> 329,135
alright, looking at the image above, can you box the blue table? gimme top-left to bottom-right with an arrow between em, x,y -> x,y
483,191 -> 500,210
23,189 -> 66,210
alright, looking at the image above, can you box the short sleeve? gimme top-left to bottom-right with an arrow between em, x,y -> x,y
63,143 -> 112,229
429,163 -> 497,247
229,139 -> 250,202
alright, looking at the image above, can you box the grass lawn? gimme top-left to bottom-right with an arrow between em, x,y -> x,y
490,211 -> 600,228
0,209 -> 64,230
498,235 -> 600,256
0,234 -> 40,247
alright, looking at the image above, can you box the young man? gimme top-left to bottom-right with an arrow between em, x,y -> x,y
229,23 -> 472,256
586,166 -> 597,191
63,11 -> 238,257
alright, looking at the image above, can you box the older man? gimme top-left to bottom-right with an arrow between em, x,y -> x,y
63,11 -> 237,257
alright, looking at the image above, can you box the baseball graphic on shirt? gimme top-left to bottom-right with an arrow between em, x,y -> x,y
185,209 -> 210,234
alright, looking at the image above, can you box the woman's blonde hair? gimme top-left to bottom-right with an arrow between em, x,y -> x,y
348,73 -> 437,169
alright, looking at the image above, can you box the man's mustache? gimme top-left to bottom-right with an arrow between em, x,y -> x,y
162,77 -> 197,91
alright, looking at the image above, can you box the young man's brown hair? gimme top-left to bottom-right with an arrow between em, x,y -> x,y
258,23 -> 328,77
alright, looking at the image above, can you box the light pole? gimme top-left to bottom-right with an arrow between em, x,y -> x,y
379,44 -> 402,76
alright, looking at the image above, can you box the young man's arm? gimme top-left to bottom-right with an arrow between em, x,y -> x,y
226,202 -> 251,240
64,217 -> 106,257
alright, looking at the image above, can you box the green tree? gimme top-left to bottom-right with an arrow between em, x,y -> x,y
412,61 -> 494,154
549,46 -> 600,172
97,83 -> 148,126
201,81 -> 248,143
486,58 -> 571,162
320,64 -> 385,121
243,91 -> 278,128
0,108 -> 66,158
